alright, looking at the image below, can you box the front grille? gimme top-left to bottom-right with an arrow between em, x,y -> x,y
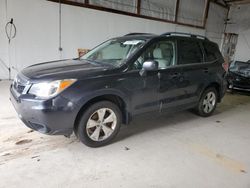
13,74 -> 29,94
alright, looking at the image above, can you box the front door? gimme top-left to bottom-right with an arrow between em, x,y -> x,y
127,38 -> 183,114
124,70 -> 159,115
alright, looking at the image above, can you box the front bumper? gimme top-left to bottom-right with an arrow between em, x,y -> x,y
221,78 -> 227,98
228,84 -> 250,92
10,85 -> 79,136
228,79 -> 250,92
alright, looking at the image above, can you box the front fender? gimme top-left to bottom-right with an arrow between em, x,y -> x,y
76,88 -> 131,111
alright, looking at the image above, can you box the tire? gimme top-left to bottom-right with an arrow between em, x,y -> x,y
196,87 -> 218,117
227,88 -> 234,94
76,101 -> 122,147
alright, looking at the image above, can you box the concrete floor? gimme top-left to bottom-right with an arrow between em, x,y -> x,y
0,80 -> 250,188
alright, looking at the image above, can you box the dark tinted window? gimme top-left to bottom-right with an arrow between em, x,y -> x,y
203,42 -> 220,62
178,40 -> 203,64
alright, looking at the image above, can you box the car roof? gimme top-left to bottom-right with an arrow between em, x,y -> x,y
115,32 -> 211,43
115,33 -> 156,41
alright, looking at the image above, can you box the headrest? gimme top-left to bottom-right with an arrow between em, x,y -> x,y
153,48 -> 162,59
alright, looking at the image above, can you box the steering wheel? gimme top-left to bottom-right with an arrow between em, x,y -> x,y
133,60 -> 143,70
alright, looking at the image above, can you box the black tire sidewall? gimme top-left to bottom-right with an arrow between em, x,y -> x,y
77,101 -> 122,147
197,87 -> 218,117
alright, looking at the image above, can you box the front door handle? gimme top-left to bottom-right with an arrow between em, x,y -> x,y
157,72 -> 162,79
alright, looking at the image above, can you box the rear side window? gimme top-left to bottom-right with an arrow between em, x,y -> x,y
203,42 -> 222,62
178,40 -> 203,65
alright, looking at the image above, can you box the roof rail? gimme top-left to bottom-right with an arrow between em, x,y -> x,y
161,32 -> 208,40
124,33 -> 153,36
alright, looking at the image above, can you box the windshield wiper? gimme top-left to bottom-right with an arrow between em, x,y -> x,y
84,58 -> 116,67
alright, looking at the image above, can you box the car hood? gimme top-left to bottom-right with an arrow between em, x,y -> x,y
229,61 -> 250,78
21,59 -> 112,81
229,68 -> 250,78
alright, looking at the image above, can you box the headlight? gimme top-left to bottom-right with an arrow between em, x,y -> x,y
28,79 -> 77,99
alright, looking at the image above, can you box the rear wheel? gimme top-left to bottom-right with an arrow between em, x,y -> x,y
196,87 -> 218,117
76,101 -> 122,147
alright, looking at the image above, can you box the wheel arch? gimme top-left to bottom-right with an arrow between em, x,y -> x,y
202,82 -> 222,102
74,93 -> 130,132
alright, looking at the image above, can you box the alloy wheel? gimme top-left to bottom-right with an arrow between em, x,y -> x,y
86,108 -> 117,141
202,91 -> 216,113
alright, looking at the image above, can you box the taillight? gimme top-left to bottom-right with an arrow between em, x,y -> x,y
222,63 -> 229,72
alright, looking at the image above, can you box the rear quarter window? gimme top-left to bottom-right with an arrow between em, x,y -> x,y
203,42 -> 223,62
178,39 -> 203,65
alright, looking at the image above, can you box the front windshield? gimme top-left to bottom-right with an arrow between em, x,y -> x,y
81,39 -> 146,67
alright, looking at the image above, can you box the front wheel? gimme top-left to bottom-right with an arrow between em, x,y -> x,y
76,101 -> 122,147
196,87 -> 218,117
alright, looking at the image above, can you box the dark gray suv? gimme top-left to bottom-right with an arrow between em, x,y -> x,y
10,32 -> 227,147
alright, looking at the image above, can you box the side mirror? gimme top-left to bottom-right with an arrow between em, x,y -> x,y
139,60 -> 158,77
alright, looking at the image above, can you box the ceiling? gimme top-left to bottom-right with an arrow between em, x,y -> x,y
223,0 -> 250,5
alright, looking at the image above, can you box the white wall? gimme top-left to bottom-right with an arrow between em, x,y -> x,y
0,0 -> 226,79
60,2 -> 205,59
226,4 -> 250,62
3,0 -> 60,79
0,0 -> 9,79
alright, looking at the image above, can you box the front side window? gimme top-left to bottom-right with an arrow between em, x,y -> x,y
81,39 -> 145,67
132,40 -> 175,70
178,39 -> 203,65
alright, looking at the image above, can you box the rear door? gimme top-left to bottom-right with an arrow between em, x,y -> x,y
202,41 -> 227,96
176,38 -> 209,107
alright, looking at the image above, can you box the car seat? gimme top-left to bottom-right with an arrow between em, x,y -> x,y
153,44 -> 173,69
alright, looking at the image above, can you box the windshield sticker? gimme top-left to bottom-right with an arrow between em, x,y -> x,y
123,40 -> 144,45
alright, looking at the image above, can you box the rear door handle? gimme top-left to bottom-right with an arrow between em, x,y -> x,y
203,68 -> 209,73
170,72 -> 181,79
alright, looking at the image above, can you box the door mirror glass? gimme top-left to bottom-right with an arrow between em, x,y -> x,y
143,60 -> 159,71
139,60 -> 158,76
